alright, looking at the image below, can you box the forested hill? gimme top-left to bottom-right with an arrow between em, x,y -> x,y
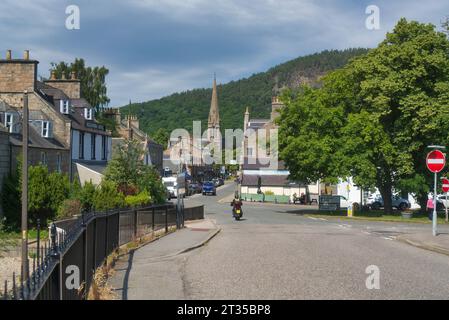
119,48 -> 369,136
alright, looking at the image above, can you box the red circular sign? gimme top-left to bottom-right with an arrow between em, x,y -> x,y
426,150 -> 446,173
442,178 -> 449,193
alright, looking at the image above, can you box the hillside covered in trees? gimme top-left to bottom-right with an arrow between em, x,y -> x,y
119,48 -> 369,136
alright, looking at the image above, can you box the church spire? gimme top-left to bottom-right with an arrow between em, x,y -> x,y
208,74 -> 220,128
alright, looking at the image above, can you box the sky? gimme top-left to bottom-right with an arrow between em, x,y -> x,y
0,0 -> 448,107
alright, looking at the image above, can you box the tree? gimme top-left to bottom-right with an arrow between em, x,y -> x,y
153,128 -> 169,148
279,19 -> 449,213
50,58 -> 110,110
104,139 -> 167,204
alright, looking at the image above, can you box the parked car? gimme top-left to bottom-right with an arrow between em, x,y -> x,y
367,195 -> 410,211
212,178 -> 224,187
188,182 -> 202,195
202,181 -> 217,196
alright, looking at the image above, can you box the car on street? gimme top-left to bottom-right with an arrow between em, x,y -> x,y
367,194 -> 411,211
202,181 -> 217,196
188,182 -> 202,195
212,178 -> 224,187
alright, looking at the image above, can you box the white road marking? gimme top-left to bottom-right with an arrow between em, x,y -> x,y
308,217 -> 319,221
382,237 -> 394,241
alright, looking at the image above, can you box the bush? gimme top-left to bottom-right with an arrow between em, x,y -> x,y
1,173 -> 21,231
93,181 -> 125,211
264,190 -> 275,196
138,167 -> 167,204
75,181 -> 96,213
57,199 -> 82,219
125,190 -> 152,208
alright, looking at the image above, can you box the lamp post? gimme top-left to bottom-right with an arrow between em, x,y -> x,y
21,90 -> 29,282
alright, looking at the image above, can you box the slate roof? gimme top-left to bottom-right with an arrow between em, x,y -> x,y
36,81 -> 111,136
9,126 -> 67,150
242,157 -> 286,170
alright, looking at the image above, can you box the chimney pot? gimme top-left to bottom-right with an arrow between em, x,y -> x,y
71,71 -> 76,80
23,50 -> 29,60
6,50 -> 11,60
61,73 -> 66,80
50,70 -> 57,80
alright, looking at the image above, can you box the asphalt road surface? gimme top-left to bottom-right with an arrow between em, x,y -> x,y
173,182 -> 449,300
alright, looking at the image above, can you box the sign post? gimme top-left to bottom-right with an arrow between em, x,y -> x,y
442,178 -> 449,223
426,150 -> 446,236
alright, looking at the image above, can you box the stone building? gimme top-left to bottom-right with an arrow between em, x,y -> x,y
0,50 -> 112,185
103,108 -> 164,174
240,96 -> 321,203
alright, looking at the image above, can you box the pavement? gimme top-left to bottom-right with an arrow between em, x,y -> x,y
108,182 -> 449,300
397,232 -> 449,256
108,219 -> 220,300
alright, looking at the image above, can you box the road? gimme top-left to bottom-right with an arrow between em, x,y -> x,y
177,182 -> 449,299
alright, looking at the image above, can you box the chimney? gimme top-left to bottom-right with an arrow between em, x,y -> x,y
0,50 -> 38,94
44,69 -> 81,99
23,50 -> 29,60
270,96 -> 284,122
131,115 -> 139,129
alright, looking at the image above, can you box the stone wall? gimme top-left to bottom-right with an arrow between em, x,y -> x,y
0,61 -> 37,93
44,80 -> 81,99
0,130 -> 10,217
10,146 -> 70,175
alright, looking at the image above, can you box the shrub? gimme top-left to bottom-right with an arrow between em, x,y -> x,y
125,190 -> 152,208
93,181 -> 125,211
57,199 -> 82,219
76,181 -> 96,213
1,173 -> 21,231
264,190 -> 275,196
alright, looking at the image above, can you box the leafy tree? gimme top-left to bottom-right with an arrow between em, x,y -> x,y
104,139 -> 167,204
152,128 -> 169,148
50,58 -> 110,110
93,181 -> 125,211
280,19 -> 449,213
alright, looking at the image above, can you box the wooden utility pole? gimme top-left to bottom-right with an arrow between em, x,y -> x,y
21,90 -> 29,281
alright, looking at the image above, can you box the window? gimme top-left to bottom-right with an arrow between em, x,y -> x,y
84,108 -> 93,120
79,132 -> 84,159
247,147 -> 253,157
41,121 -> 51,138
91,133 -> 96,160
101,135 -> 107,160
5,113 -> 13,133
56,153 -> 62,173
40,152 -> 47,166
60,100 -> 70,114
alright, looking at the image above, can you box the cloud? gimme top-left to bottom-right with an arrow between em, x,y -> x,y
0,0 -> 448,107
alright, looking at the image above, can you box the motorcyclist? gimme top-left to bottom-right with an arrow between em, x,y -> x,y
231,191 -> 243,217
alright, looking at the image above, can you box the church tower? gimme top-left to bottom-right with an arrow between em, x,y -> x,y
207,74 -> 221,148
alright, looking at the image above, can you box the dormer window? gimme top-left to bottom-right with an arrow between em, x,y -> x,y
41,121 -> 51,138
4,113 -> 14,133
60,100 -> 70,114
84,108 -> 93,120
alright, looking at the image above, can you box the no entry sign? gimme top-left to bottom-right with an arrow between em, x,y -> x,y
426,150 -> 446,173
442,178 -> 449,193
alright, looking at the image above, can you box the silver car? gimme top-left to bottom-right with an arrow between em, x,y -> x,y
368,195 -> 411,211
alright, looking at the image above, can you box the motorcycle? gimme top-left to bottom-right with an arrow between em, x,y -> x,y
231,200 -> 243,221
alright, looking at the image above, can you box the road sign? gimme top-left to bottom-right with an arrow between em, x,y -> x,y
443,178 -> 449,193
426,150 -> 446,173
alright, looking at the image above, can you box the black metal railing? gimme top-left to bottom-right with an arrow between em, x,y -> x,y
1,203 -> 204,300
